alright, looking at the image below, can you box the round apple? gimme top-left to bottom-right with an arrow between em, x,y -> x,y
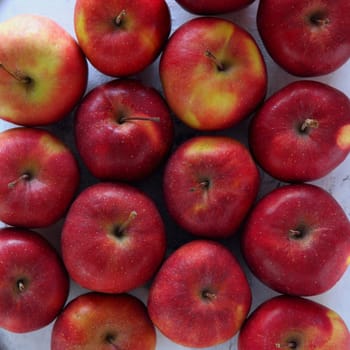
148,239 -> 252,348
0,227 -> 69,333
249,80 -> 350,182
61,182 -> 166,293
174,0 -> 255,14
75,79 -> 174,181
238,295 -> 350,350
242,183 -> 350,296
0,127 -> 80,228
163,135 -> 260,238
257,0 -> 350,76
74,0 -> 171,77
0,14 -> 88,126
51,292 -> 156,350
160,16 -> 267,130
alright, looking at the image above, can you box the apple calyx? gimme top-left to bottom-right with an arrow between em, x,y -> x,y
300,118 -> 319,133
117,115 -> 161,124
8,173 -> 32,189
114,9 -> 127,28
113,210 -> 137,239
201,289 -> 217,302
205,50 -> 227,72
0,63 -> 32,85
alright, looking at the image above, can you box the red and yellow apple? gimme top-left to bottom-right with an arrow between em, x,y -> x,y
0,14 -> 88,126
160,16 -> 267,130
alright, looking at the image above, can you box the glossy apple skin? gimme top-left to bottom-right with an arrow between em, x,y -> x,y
242,184 -> 350,296
174,0 -> 255,14
0,127 -> 80,228
148,240 -> 251,348
74,0 -> 171,77
238,295 -> 350,350
75,79 -> 174,181
249,80 -> 350,182
0,228 -> 69,333
61,182 -> 166,293
257,0 -> 350,76
0,14 -> 88,126
163,136 -> 260,238
160,17 -> 267,130
51,292 -> 156,350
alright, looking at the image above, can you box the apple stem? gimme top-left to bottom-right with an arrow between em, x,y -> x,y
0,63 -> 32,84
204,50 -> 225,71
190,179 -> 210,192
275,341 -> 298,349
118,115 -> 160,124
117,210 -> 137,235
106,335 -> 122,350
115,9 -> 127,26
8,173 -> 31,189
300,118 -> 319,132
202,290 -> 217,301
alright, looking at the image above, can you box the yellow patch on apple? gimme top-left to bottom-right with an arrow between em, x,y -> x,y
336,124 -> 350,150
75,12 -> 89,46
326,309 -> 349,344
40,134 -> 67,154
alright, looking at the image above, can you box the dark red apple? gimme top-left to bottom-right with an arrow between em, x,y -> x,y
0,127 -> 80,228
61,182 -> 166,293
163,135 -> 260,238
257,0 -> 350,76
148,239 -> 252,348
249,80 -> 350,182
74,0 -> 171,77
51,292 -> 156,350
159,16 -> 267,130
238,295 -> 350,350
75,79 -> 174,182
242,183 -> 350,296
174,0 -> 255,15
0,227 -> 69,333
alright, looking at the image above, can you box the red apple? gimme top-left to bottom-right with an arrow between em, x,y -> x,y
160,16 -> 267,130
74,0 -> 171,77
51,292 -> 156,350
0,127 -> 80,228
148,239 -> 252,348
175,0 -> 255,15
238,295 -> 350,350
61,182 -> 166,293
249,80 -> 350,182
163,135 -> 260,238
75,79 -> 174,182
0,227 -> 69,333
0,14 -> 87,126
242,183 -> 350,296
257,0 -> 350,76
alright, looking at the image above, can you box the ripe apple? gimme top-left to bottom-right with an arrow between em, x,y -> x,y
238,295 -> 350,350
242,183 -> 350,296
75,79 -> 174,182
174,0 -> 255,14
51,292 -> 156,350
148,239 -> 252,348
74,0 -> 171,77
0,127 -> 80,228
257,0 -> 350,76
249,80 -> 350,182
163,135 -> 260,238
160,16 -> 267,131
0,14 -> 87,126
61,182 -> 166,293
0,227 -> 69,333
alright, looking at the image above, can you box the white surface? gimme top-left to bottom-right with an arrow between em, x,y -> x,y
0,1 -> 349,349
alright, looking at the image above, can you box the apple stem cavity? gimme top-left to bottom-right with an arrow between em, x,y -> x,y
275,341 -> 298,349
8,173 -> 32,189
300,118 -> 319,132
0,63 -> 32,85
115,9 -> 127,27
17,279 -> 26,293
309,12 -> 330,26
201,289 -> 217,302
190,179 -> 210,192
205,50 -> 226,72
106,334 -> 121,350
